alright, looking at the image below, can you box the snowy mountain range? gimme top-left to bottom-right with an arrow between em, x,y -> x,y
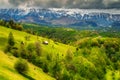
0,8 -> 120,27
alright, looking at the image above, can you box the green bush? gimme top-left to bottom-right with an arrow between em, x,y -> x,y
12,50 -> 20,57
20,49 -> 28,59
14,59 -> 29,74
35,41 -> 42,56
66,49 -> 74,61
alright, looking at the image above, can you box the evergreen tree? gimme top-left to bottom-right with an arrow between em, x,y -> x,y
8,32 -> 15,46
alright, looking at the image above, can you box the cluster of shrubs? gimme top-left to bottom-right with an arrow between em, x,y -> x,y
14,59 -> 29,74
78,37 -> 120,69
0,19 -> 23,31
4,32 -> 68,79
4,32 -> 29,74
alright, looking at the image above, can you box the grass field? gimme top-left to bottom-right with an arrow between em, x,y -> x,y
0,26 -> 76,80
0,50 -> 55,80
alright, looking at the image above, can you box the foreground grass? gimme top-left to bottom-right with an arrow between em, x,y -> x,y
0,50 -> 55,80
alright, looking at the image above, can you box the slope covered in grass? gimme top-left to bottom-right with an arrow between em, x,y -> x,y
0,26 -> 75,55
1,25 -> 120,80
0,50 -> 55,80
0,26 -> 75,80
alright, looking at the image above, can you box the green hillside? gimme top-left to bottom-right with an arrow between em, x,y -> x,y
0,26 -> 75,80
0,26 -> 75,54
0,26 -> 58,80
0,51 -> 55,80
0,25 -> 120,80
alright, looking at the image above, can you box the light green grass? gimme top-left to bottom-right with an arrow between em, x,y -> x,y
0,50 -> 55,80
106,69 -> 120,80
0,26 -> 76,56
0,26 -> 76,80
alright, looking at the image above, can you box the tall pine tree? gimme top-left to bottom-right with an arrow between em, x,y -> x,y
8,32 -> 15,46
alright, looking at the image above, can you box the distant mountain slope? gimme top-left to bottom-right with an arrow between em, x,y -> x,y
0,8 -> 120,28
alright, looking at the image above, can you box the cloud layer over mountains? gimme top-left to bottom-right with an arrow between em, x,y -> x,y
0,0 -> 120,9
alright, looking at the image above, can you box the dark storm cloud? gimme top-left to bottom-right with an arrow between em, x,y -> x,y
34,0 -> 63,8
0,0 -> 120,9
108,2 -> 120,9
66,0 -> 105,9
9,0 -> 29,6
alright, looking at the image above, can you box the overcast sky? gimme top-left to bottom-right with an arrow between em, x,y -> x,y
0,0 -> 120,9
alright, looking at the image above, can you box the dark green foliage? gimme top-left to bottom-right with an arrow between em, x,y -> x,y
4,44 -> 12,52
27,43 -> 35,52
14,59 -> 29,74
66,49 -> 74,61
46,53 -> 52,61
23,24 -> 77,44
20,48 -> 28,59
8,32 -> 15,46
103,39 -> 120,63
82,48 -> 91,57
4,32 -> 15,53
23,23 -> 120,45
91,39 -> 100,47
0,19 -> 6,26
35,41 -> 42,56
42,63 -> 49,73
52,62 -> 61,79
26,43 -> 37,62
12,50 -> 20,57
61,70 -> 70,80
34,57 -> 49,73
9,19 -> 23,31
0,19 -> 23,31
33,57 -> 43,68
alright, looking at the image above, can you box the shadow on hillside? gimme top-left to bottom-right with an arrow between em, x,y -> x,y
21,73 -> 35,80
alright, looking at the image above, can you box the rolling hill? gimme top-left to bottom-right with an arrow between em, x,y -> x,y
0,26 -> 75,80
0,25 -> 120,80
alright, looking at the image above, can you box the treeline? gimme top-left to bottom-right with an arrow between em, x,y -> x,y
38,27 -> 77,44
22,24 -> 97,44
1,20 -> 119,45
0,20 -> 77,44
23,24 -> 79,44
0,19 -> 23,31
